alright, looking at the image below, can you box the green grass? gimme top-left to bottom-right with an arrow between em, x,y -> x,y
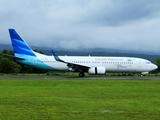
0,79 -> 160,120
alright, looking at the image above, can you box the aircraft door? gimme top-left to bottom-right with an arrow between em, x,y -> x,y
138,62 -> 141,68
33,58 -> 37,66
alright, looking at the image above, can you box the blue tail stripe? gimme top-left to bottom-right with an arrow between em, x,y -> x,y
9,29 -> 23,41
12,46 -> 35,56
9,29 -> 36,56
12,38 -> 31,50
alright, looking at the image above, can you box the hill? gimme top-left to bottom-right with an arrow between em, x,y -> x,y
0,44 -> 160,62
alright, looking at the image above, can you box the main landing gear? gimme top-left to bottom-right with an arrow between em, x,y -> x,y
79,72 -> 85,77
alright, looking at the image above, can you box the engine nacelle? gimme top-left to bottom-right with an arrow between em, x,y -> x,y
141,72 -> 149,74
68,67 -> 73,71
88,67 -> 106,75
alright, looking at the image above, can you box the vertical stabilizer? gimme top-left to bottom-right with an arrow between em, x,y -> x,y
9,29 -> 36,56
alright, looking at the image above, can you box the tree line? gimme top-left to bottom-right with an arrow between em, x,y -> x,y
0,49 -> 46,74
0,49 -> 160,74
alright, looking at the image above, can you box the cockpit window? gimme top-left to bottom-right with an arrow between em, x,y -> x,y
146,62 -> 151,64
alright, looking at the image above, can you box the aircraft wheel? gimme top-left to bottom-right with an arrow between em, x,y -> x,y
79,72 -> 85,77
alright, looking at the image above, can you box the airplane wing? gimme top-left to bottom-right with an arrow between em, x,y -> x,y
51,50 -> 90,72
2,54 -> 25,60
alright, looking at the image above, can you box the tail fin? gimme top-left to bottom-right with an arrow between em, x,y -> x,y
9,29 -> 36,56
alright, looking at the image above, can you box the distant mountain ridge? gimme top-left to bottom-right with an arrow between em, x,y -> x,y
0,44 -> 12,51
0,44 -> 159,55
0,44 -> 51,51
0,44 -> 160,62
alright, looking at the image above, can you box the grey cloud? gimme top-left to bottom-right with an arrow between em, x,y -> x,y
83,0 -> 160,26
0,0 -> 160,53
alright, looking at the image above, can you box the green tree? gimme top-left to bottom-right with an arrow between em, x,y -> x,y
1,49 -> 14,55
155,58 -> 160,72
1,49 -> 8,54
1,49 -> 47,74
33,49 -> 44,54
0,57 -> 21,73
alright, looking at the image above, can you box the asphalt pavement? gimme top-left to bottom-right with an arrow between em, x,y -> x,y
0,75 -> 160,80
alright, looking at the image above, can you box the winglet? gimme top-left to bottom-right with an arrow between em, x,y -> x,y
51,49 -> 63,62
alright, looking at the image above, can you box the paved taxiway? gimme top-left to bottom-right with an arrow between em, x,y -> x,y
0,75 -> 160,80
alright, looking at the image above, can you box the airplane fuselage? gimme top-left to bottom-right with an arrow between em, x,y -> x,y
16,53 -> 157,74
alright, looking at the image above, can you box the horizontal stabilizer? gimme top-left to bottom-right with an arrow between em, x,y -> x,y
2,54 -> 25,60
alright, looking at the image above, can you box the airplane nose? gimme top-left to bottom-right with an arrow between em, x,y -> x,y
152,64 -> 158,70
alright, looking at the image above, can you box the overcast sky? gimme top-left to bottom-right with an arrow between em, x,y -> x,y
0,0 -> 160,52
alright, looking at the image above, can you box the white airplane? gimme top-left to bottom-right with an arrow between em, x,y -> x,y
8,29 -> 157,77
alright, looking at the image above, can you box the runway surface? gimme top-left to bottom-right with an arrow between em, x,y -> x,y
0,75 -> 160,80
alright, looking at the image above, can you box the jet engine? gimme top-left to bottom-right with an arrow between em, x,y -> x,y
88,67 -> 106,75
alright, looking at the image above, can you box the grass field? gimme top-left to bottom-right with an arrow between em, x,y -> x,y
0,79 -> 160,120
